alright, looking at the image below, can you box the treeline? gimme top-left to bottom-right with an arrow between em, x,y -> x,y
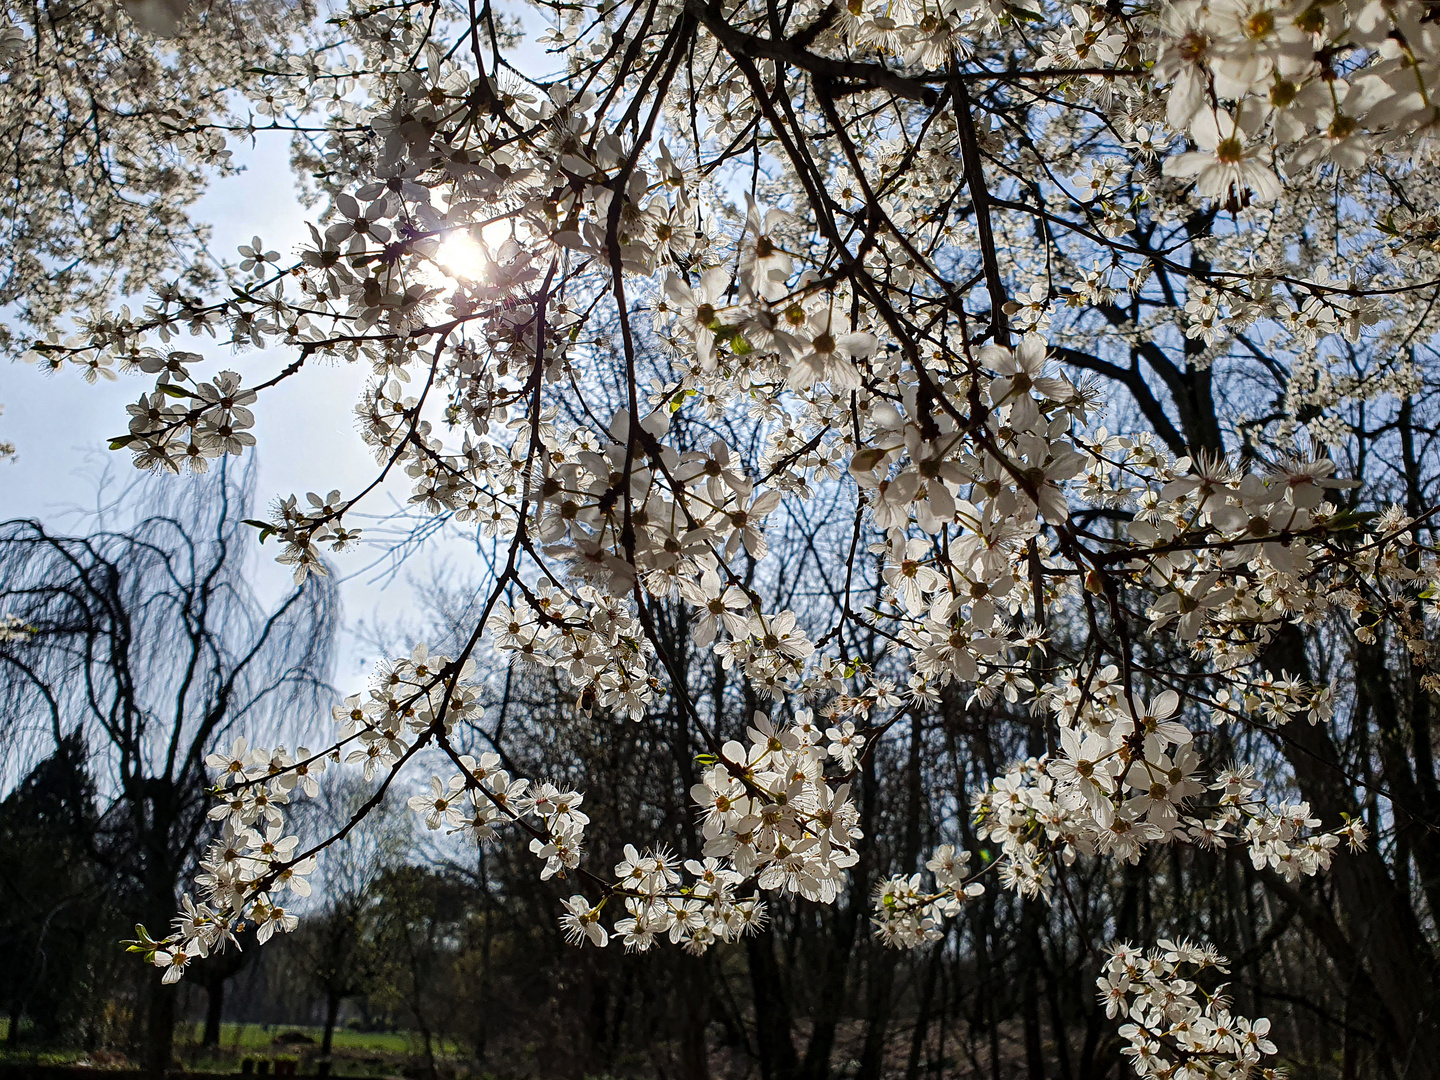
0,653 -> 1400,1080
1,466 -> 1435,1079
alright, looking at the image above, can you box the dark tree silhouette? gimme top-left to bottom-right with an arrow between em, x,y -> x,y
0,732 -> 105,1046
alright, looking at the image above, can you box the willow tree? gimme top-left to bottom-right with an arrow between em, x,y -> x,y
0,463 -> 336,1068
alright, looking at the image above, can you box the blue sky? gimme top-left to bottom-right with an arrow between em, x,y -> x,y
0,132 -> 440,684
0,10 -> 559,686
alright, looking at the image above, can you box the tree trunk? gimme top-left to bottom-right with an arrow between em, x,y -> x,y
905,943 -> 943,1080
1045,957 -> 1073,1080
747,932 -> 798,1080
202,978 -> 225,1047
679,953 -> 710,1080
971,893 -> 1002,1080
138,792 -> 180,1077
143,975 -> 177,1075
857,707 -> 928,1080
1022,903 -> 1046,1080
800,903 -> 858,1080
1264,624 -> 1440,1079
855,947 -> 899,1080
321,990 -> 341,1060
1077,1005 -> 1107,1080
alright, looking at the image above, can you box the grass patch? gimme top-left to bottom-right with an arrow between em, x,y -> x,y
1,1019 -> 465,1076
178,1022 -> 445,1054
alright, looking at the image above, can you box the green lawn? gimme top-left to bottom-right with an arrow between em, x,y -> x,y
178,1022 -> 443,1054
1,1019 -> 464,1075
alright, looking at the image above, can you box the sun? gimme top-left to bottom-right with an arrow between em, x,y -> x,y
435,220 -> 518,284
437,233 -> 489,282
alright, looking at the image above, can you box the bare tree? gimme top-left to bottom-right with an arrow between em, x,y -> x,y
294,777 -> 413,1063
0,458 -> 337,1070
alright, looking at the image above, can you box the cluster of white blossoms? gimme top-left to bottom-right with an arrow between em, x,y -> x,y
1099,940 -> 1285,1080
406,708 -> 849,956
46,0 -> 1440,1067
974,737 -> 1364,902
137,644 -> 487,978
690,712 -> 864,903
487,582 -> 666,719
0,613 -> 29,642
1155,0 -> 1440,188
872,844 -> 987,948
139,736 -> 328,982
141,653 -> 866,971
